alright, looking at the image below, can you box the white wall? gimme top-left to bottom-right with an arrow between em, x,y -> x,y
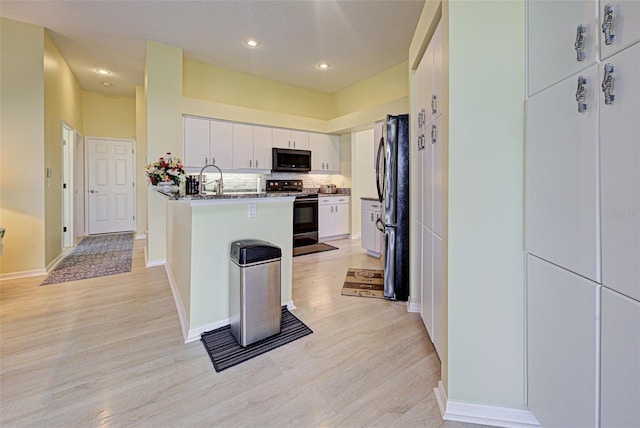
350,129 -> 377,236
447,0 -> 526,408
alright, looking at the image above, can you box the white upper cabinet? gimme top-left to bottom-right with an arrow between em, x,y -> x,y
600,0 -> 640,60
528,0 -> 598,96
431,21 -> 444,120
600,42 -> 640,300
183,116 -> 210,169
310,133 -> 340,173
272,128 -> 309,150
231,124 -> 272,170
183,116 -> 233,170
209,120 -> 233,169
526,66 -> 600,283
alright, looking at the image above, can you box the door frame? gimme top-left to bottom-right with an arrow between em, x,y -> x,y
61,122 -> 75,249
85,136 -> 137,235
74,132 -> 85,240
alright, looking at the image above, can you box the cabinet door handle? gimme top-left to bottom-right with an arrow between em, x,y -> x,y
576,76 -> 587,113
602,4 -> 615,46
293,141 -> 296,148
431,124 -> 437,144
326,162 -> 329,170
249,159 -> 252,168
431,95 -> 437,115
371,212 -> 374,221
602,63 -> 615,105
205,157 -> 208,165
574,24 -> 586,62
256,160 -> 259,168
288,141 -> 291,148
331,206 -> 334,213
322,162 -> 325,169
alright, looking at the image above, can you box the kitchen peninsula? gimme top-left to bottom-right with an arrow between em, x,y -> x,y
158,189 -> 298,342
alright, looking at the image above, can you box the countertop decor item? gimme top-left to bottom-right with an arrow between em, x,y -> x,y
145,152 -> 186,189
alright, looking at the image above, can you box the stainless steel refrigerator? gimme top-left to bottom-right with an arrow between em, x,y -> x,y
375,114 -> 410,301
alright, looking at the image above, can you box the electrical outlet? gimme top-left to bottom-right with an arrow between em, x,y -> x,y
248,204 -> 257,218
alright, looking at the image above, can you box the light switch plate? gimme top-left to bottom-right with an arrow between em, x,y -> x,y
248,204 -> 257,218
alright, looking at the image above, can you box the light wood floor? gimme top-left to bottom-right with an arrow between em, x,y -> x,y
1,238 -> 481,427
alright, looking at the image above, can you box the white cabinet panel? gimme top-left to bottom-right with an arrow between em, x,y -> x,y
361,199 -> 382,256
600,0 -> 640,60
433,234 -> 443,356
600,43 -> 640,301
318,203 -> 333,239
310,132 -> 340,173
421,116 -> 433,231
431,20 -> 444,119
528,0 -> 598,96
432,115 -> 443,238
527,255 -> 599,428
209,120 -> 233,169
601,287 -> 640,428
232,123 -> 254,169
252,126 -> 272,170
273,128 -> 309,149
325,135 -> 340,172
420,226 -> 433,338
334,199 -> 350,236
526,66 -> 600,282
183,116 -> 210,168
319,196 -> 349,239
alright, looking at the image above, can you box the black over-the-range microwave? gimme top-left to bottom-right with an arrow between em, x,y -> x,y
272,148 -> 311,172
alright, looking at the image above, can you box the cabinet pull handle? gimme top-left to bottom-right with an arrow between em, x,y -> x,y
205,157 -> 208,165
336,206 -> 339,212
574,24 -> 586,62
326,162 -> 329,169
576,76 -> 587,113
417,135 -> 422,151
431,124 -> 436,144
249,159 -> 252,168
371,212 -> 374,221
431,95 -> 437,115
256,160 -> 259,168
602,63 -> 615,105
322,162 -> 325,169
602,4 -> 615,46
331,206 -> 334,213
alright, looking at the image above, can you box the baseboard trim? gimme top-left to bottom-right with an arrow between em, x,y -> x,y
0,268 -> 47,280
443,397 -> 540,427
146,257 -> 166,268
185,299 -> 297,344
406,301 -> 420,313
434,380 -> 448,417
163,263 -> 190,343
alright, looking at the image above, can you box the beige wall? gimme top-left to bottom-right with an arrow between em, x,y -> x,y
135,86 -> 148,236
82,91 -> 135,139
0,18 -> 46,276
43,31 -> 83,267
184,59 -> 334,120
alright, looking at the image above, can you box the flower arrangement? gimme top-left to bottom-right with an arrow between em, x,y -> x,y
145,153 -> 186,187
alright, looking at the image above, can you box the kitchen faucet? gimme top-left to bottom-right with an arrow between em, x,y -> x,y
199,163 -> 224,196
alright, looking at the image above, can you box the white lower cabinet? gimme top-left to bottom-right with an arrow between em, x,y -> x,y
601,287 -> 640,427
318,195 -> 349,240
527,255 -> 599,428
360,199 -> 382,257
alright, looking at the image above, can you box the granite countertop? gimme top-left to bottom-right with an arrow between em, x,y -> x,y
157,189 -> 305,200
360,196 -> 381,201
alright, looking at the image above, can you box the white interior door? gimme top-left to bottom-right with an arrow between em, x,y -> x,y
87,138 -> 135,234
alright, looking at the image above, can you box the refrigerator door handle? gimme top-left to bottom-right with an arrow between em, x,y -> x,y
375,136 -> 385,203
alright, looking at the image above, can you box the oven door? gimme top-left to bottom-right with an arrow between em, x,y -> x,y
293,198 -> 318,247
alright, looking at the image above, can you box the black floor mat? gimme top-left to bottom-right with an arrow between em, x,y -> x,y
201,306 -> 313,372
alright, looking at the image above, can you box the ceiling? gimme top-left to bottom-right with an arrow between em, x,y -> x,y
0,0 -> 424,97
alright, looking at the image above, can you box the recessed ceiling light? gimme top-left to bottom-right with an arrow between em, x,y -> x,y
244,38 -> 261,48
316,62 -> 332,70
95,68 -> 111,75
102,82 -> 113,87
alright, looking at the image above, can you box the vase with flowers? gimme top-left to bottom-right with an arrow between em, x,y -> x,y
145,152 -> 186,193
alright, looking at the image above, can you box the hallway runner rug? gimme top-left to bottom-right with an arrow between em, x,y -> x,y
201,306 -> 313,372
41,232 -> 134,285
341,268 -> 385,299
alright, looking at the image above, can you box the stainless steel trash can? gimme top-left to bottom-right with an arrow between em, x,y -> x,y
229,239 -> 282,347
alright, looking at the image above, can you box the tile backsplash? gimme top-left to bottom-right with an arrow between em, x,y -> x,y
194,172 -> 339,192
